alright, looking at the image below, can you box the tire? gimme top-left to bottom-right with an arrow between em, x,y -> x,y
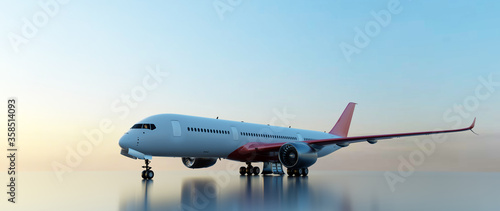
141,170 -> 147,179
146,170 -> 154,179
297,168 -> 303,177
253,167 -> 260,175
240,167 -> 247,175
302,168 -> 309,176
246,166 -> 254,175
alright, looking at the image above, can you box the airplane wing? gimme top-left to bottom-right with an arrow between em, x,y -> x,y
309,118 -> 475,146
227,118 -> 476,161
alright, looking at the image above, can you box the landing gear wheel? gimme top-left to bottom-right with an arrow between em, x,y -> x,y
240,167 -> 247,175
296,168 -> 303,177
302,168 -> 309,177
146,170 -> 154,179
287,168 -> 293,176
253,167 -> 260,175
246,166 -> 254,175
141,170 -> 147,179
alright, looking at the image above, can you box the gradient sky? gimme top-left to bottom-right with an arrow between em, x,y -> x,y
0,1 -> 499,174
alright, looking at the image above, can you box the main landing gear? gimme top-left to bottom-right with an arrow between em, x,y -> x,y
239,162 -> 260,176
141,159 -> 154,180
286,168 -> 309,177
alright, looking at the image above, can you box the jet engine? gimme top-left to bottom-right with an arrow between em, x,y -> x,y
278,142 -> 317,169
182,157 -> 217,169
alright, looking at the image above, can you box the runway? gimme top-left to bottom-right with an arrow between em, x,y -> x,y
4,171 -> 500,210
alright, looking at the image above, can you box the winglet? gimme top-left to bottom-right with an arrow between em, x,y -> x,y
329,102 -> 356,137
469,117 -> 476,130
469,118 -> 479,135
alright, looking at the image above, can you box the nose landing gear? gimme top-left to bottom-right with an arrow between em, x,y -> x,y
141,159 -> 154,180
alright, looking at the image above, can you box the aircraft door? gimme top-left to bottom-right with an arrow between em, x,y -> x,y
296,133 -> 304,141
231,127 -> 239,141
171,121 -> 182,137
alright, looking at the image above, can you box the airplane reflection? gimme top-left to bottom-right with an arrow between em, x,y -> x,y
120,174 -> 361,211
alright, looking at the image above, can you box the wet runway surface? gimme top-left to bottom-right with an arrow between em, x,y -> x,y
4,171 -> 500,210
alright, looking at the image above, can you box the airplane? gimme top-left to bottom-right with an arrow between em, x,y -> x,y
119,102 -> 476,179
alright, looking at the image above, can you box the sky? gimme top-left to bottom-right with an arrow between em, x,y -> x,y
0,0 -> 499,175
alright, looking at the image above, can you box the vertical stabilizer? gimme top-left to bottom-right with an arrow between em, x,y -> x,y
329,102 -> 356,137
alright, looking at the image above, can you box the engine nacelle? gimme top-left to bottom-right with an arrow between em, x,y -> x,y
182,157 -> 217,169
278,142 -> 318,169
337,142 -> 350,147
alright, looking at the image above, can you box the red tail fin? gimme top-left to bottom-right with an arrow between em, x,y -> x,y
329,102 -> 356,137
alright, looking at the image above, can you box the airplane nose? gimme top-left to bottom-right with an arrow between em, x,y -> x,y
119,134 -> 129,149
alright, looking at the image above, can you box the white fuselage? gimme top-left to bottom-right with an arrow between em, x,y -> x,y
119,114 -> 342,159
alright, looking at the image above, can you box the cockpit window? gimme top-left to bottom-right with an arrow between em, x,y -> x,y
131,123 -> 156,130
132,124 -> 142,129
